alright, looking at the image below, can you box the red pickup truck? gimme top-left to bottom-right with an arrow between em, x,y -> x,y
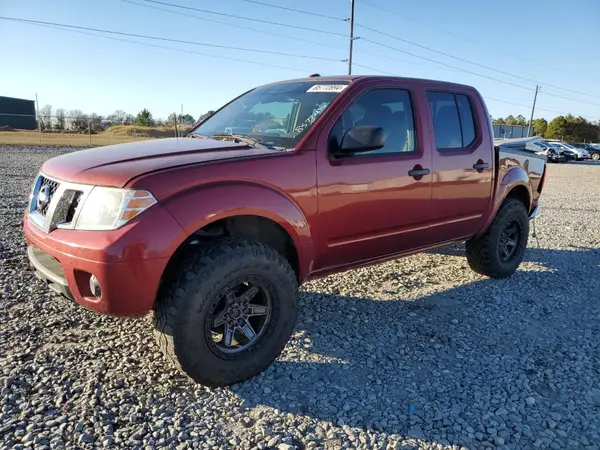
24,75 -> 546,387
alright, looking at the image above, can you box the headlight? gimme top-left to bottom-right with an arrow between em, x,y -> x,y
75,187 -> 157,231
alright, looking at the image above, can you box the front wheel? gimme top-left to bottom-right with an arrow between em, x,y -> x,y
154,238 -> 298,387
465,199 -> 529,279
592,153 -> 600,161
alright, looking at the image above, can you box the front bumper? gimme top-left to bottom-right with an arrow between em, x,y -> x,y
23,204 -> 185,317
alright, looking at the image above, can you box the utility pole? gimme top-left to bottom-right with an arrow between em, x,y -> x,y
347,0 -> 355,75
528,84 -> 540,137
35,92 -> 41,144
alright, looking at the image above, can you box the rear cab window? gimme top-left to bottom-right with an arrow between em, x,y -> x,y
427,91 -> 477,150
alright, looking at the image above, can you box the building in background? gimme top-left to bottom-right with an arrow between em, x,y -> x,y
0,96 -> 36,130
493,124 -> 535,139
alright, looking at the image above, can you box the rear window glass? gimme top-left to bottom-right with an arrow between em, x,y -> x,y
427,91 -> 477,149
456,94 -> 475,147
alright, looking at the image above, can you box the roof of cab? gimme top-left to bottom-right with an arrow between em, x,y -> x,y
261,74 -> 476,91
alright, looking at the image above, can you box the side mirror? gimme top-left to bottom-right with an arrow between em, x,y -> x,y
338,125 -> 385,154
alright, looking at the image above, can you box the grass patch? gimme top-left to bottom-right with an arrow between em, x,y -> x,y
106,125 -> 190,138
0,125 -> 191,147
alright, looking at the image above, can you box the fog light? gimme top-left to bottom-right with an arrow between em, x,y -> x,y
89,275 -> 101,298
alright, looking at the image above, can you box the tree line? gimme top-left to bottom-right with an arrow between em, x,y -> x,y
36,105 -> 213,132
493,114 -> 600,142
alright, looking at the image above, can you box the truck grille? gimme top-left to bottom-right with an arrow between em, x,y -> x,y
36,176 -> 60,216
29,174 -> 86,232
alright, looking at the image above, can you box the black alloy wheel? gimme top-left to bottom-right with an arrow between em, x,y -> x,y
498,220 -> 521,262
207,279 -> 272,356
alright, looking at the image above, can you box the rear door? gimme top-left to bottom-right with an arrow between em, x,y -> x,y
314,82 -> 434,271
426,90 -> 494,242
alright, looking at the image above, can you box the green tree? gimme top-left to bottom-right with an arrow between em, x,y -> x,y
569,115 -> 599,142
55,108 -> 66,131
108,110 -> 128,125
533,118 -> 548,137
545,114 -> 600,141
135,108 -> 154,127
68,109 -> 86,131
197,110 -> 215,123
178,113 -> 195,125
505,115 -> 517,126
493,117 -> 506,125
167,113 -> 178,126
89,113 -> 103,132
546,116 -> 567,139
39,104 -> 53,131
515,115 -> 527,126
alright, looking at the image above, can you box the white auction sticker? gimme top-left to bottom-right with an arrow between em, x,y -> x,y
306,84 -> 348,93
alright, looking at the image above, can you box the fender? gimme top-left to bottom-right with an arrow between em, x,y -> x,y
477,166 -> 532,236
161,181 -> 314,280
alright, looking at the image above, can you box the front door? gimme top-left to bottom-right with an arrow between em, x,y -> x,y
426,90 -> 494,243
315,84 -> 434,271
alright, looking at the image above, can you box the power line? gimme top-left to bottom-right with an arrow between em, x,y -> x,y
352,63 -> 395,76
354,47 -> 471,75
359,30 -> 600,108
360,0 -> 600,99
232,0 -> 343,21
0,16 -> 344,62
542,91 -> 600,108
137,0 -> 347,36
359,38 -> 532,91
130,0 -> 441,68
120,0 -> 348,52
357,24 -> 540,86
358,35 -> 600,108
6,20 -> 315,73
479,96 -> 597,120
356,19 -> 600,101
360,0 -> 527,61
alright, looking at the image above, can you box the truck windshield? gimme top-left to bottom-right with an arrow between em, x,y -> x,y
189,81 -> 350,149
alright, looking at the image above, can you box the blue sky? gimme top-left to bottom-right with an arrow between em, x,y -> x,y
1,0 -> 599,122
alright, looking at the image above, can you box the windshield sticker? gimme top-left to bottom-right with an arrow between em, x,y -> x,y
294,102 -> 330,133
307,84 -> 348,93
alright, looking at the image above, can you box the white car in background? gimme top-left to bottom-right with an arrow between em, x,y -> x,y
546,140 -> 591,161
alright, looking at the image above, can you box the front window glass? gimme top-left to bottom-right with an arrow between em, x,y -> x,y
190,81 -> 350,149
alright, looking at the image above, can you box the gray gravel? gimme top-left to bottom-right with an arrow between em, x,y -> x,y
1,145 -> 600,450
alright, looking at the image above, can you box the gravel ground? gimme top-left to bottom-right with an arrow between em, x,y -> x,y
1,146 -> 600,450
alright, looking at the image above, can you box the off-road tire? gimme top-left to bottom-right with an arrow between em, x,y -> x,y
465,199 -> 529,279
153,237 -> 298,387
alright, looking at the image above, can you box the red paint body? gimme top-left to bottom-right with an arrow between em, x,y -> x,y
23,75 -> 546,317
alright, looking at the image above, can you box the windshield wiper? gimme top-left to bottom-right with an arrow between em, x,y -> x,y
187,132 -> 287,151
185,132 -> 208,139
209,134 -> 272,150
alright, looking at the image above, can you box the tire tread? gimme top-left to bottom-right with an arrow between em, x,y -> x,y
153,237 -> 298,386
465,199 -> 529,279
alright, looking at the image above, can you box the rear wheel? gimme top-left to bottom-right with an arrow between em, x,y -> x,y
465,199 -> 529,279
592,152 -> 600,161
154,238 -> 298,387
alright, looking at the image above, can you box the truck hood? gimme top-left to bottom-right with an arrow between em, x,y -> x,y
41,137 -> 279,187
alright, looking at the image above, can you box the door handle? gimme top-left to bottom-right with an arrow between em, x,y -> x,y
408,168 -> 430,177
473,162 -> 489,170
